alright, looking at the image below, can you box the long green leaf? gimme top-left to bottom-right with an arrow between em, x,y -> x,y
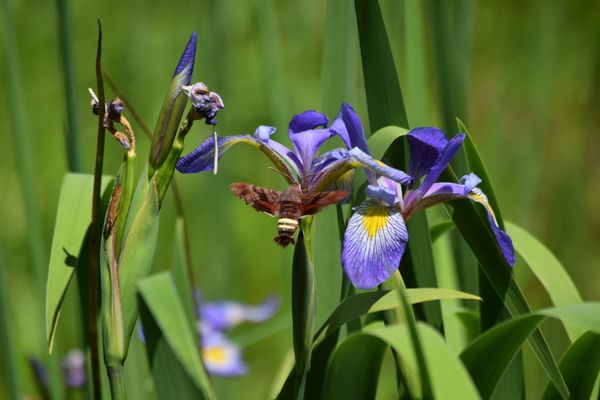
542,331 -> 600,400
117,175 -> 160,356
366,125 -> 408,161
355,0 -> 408,129
46,173 -> 112,352
278,287 -> 479,399
291,228 -> 316,398
441,167 -> 569,399
321,0 -> 357,116
138,272 -> 215,399
356,0 -> 441,330
315,288 -> 481,342
461,303 -> 600,399
506,221 -> 583,340
171,218 -> 197,332
457,119 -> 504,228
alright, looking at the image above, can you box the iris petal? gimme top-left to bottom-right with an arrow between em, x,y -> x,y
407,127 -> 448,180
412,133 -> 465,199
288,110 -> 328,134
342,201 -> 408,289
176,134 -> 296,182
349,148 -> 412,184
330,102 -> 369,154
467,188 -> 516,266
290,128 -> 335,174
416,175 -> 515,266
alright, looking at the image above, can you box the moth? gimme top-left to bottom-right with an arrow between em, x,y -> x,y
230,182 -> 348,247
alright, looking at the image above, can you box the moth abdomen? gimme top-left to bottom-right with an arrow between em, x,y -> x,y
275,217 -> 299,248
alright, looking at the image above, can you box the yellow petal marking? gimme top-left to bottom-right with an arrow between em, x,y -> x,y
469,193 -> 498,223
361,206 -> 391,238
203,345 -> 228,366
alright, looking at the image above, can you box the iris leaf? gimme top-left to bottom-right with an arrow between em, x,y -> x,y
506,221 -> 583,340
315,287 -> 480,343
116,173 -> 160,357
541,331 -> 600,400
355,0 -> 441,330
327,322 -> 480,400
441,166 -> 569,398
46,173 -> 112,352
366,125 -> 408,161
322,334 -> 387,399
460,303 -> 600,399
290,227 -> 316,398
138,272 -> 216,400
171,218 -> 197,332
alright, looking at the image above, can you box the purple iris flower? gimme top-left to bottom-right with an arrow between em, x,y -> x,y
176,103 -> 410,193
342,127 -> 515,289
194,289 -> 278,377
61,349 -> 86,389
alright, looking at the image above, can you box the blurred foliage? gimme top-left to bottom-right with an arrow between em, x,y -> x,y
0,0 -> 599,398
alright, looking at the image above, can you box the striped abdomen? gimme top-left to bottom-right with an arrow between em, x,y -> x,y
274,217 -> 299,248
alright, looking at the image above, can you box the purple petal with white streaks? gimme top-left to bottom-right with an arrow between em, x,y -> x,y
342,201 -> 408,289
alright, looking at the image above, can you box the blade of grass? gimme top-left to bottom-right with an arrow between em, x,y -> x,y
55,0 -> 82,172
321,0 -> 357,116
542,331 -> 600,400
506,222 -> 583,340
403,0 -> 429,126
1,1 -> 60,398
88,21 -> 106,398
138,272 -> 216,400
257,0 -> 288,129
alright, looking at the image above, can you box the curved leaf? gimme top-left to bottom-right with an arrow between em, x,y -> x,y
542,331 -> 600,400
350,322 -> 480,400
323,334 -> 387,399
366,125 -> 408,160
506,221 -> 583,340
46,173 -> 112,352
441,166 -> 569,399
315,288 -> 480,342
138,272 -> 215,399
461,303 -> 600,399
118,175 -> 160,356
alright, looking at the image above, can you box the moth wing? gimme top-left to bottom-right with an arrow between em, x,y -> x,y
230,182 -> 281,216
300,191 -> 348,215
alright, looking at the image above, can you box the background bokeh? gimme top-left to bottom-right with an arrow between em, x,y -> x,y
1,0 -> 598,398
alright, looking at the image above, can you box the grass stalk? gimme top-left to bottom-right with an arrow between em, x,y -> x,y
56,0 -> 82,172
88,20 -> 106,399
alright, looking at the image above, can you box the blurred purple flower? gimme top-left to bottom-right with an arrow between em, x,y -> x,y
61,349 -> 86,389
195,290 -> 278,376
342,127 -> 515,289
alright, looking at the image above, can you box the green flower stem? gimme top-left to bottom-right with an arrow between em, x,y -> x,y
107,366 -> 127,400
88,21 -> 105,398
155,110 -> 194,206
